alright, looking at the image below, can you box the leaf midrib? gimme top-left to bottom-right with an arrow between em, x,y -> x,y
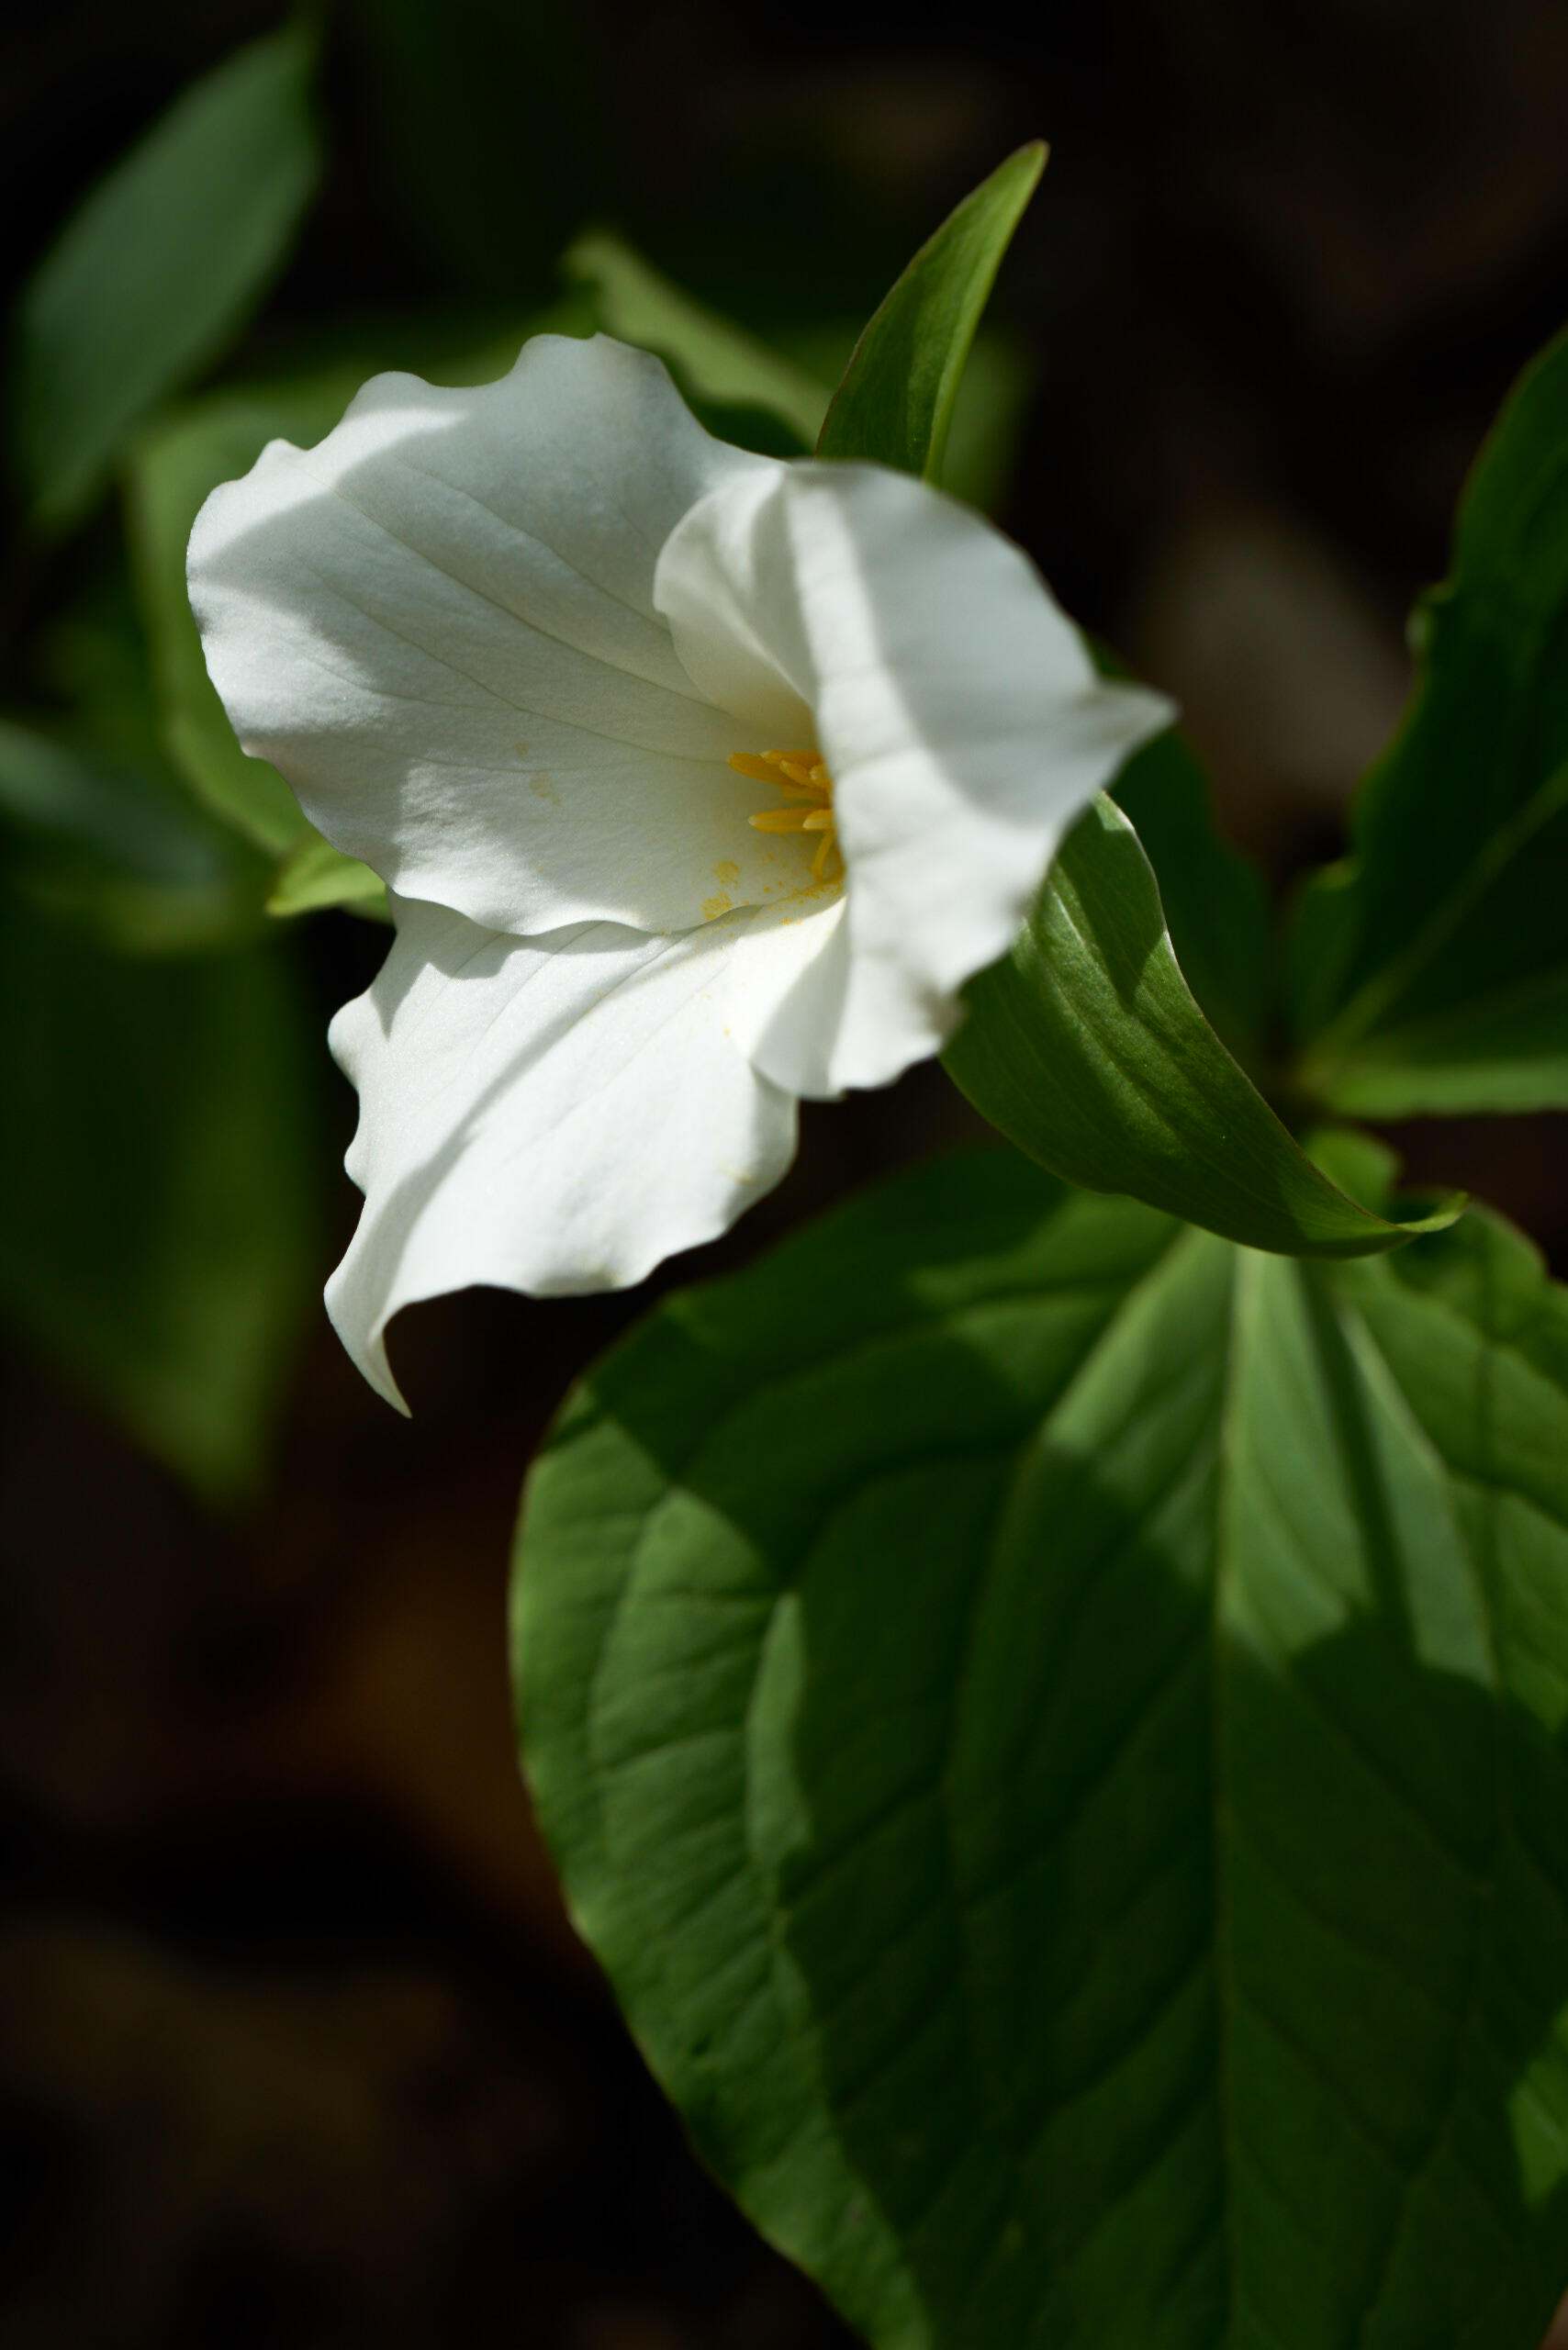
1300,757 -> 1568,1086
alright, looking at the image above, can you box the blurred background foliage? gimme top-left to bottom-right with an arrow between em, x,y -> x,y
4,1 -> 1568,2342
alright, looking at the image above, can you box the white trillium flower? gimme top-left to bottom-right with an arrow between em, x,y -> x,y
188,332 -> 1171,1408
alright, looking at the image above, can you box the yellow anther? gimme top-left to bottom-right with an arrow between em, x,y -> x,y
727,751 -> 790,788
729,750 -> 829,802
729,746 -> 842,890
750,807 -> 813,833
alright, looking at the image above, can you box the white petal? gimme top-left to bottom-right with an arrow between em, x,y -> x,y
188,334 -> 800,934
657,462 -> 1173,1095
327,896 -> 808,1408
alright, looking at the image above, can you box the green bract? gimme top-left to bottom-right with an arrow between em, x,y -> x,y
945,798 -> 1462,1258
817,142 -> 1047,481
515,1147 -> 1568,2350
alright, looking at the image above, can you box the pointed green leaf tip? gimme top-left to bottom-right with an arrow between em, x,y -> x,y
816,140 -> 1047,482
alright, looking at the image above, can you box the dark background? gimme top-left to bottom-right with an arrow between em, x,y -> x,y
5,1 -> 1568,2342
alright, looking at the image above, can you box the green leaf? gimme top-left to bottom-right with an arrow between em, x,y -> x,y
1110,713 -> 1273,1066
515,1147 -> 1568,2350
11,27 -> 320,533
0,897 -> 320,1501
565,230 -> 828,453
267,833 -> 387,921
1291,324 -> 1568,1115
778,319 -> 1036,516
816,142 -> 1046,481
944,797 -> 1459,1258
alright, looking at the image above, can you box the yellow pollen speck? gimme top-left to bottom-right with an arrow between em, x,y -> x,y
712,859 -> 740,887
728,746 -> 843,887
701,891 -> 733,921
529,772 -> 559,803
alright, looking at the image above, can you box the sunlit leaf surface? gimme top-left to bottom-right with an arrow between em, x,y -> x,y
946,799 -> 1460,1258
517,1147 -> 1568,2350
816,142 -> 1045,482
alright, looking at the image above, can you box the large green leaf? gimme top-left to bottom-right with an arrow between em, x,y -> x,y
0,896 -> 321,1502
816,143 -> 1046,481
11,28 -> 320,533
944,797 -> 1458,1258
515,1147 -> 1568,2350
1291,325 -> 1568,1115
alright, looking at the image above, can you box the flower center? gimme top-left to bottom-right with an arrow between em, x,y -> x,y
728,748 -> 842,886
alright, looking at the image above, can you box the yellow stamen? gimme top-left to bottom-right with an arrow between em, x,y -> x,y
729,746 -> 841,890
727,751 -> 827,795
750,807 -> 813,833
